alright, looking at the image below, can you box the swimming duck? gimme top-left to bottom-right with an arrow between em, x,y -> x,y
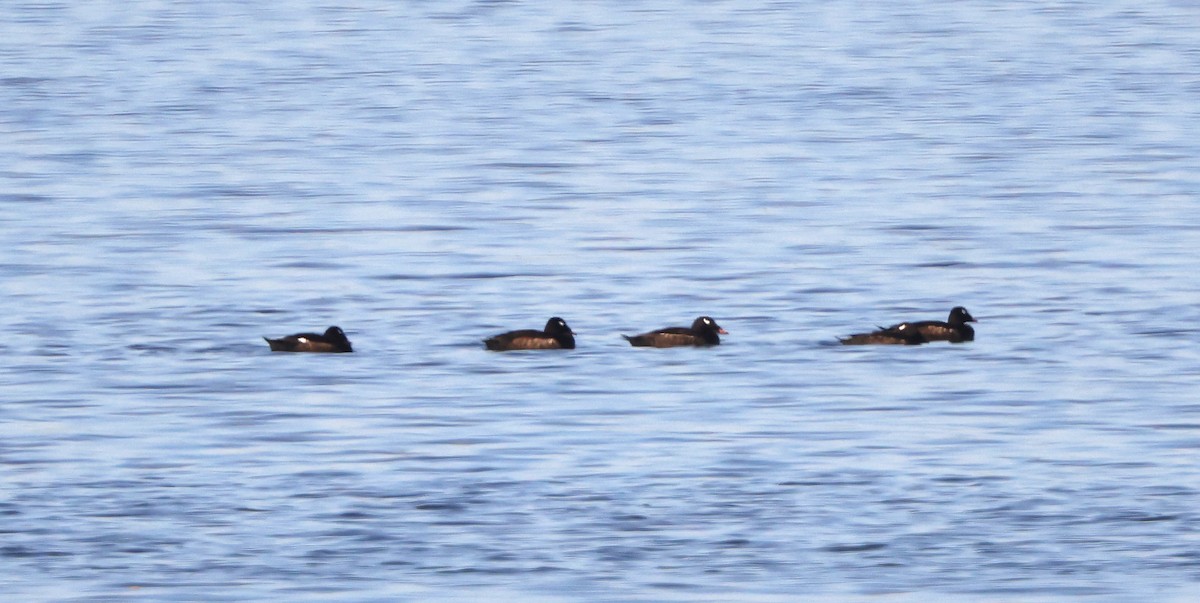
907,306 -> 976,342
483,317 -> 576,351
264,326 -> 353,353
622,316 -> 728,348
838,321 -> 927,345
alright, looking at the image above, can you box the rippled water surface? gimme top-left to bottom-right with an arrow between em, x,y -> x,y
3,1 -> 1200,601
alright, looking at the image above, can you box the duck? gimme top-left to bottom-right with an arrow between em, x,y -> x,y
622,316 -> 728,348
838,322 -> 927,346
907,306 -> 976,342
483,317 -> 575,351
264,326 -> 353,353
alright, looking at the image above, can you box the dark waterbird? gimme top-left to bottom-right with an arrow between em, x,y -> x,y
838,322 -> 927,346
839,306 -> 976,345
622,316 -> 728,348
483,317 -> 575,351
264,326 -> 353,353
907,306 -> 977,342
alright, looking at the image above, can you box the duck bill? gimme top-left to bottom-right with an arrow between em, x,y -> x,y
718,328 -> 729,334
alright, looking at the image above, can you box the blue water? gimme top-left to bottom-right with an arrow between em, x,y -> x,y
3,2 -> 1200,601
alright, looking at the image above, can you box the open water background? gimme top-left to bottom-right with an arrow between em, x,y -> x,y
3,1 -> 1200,601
